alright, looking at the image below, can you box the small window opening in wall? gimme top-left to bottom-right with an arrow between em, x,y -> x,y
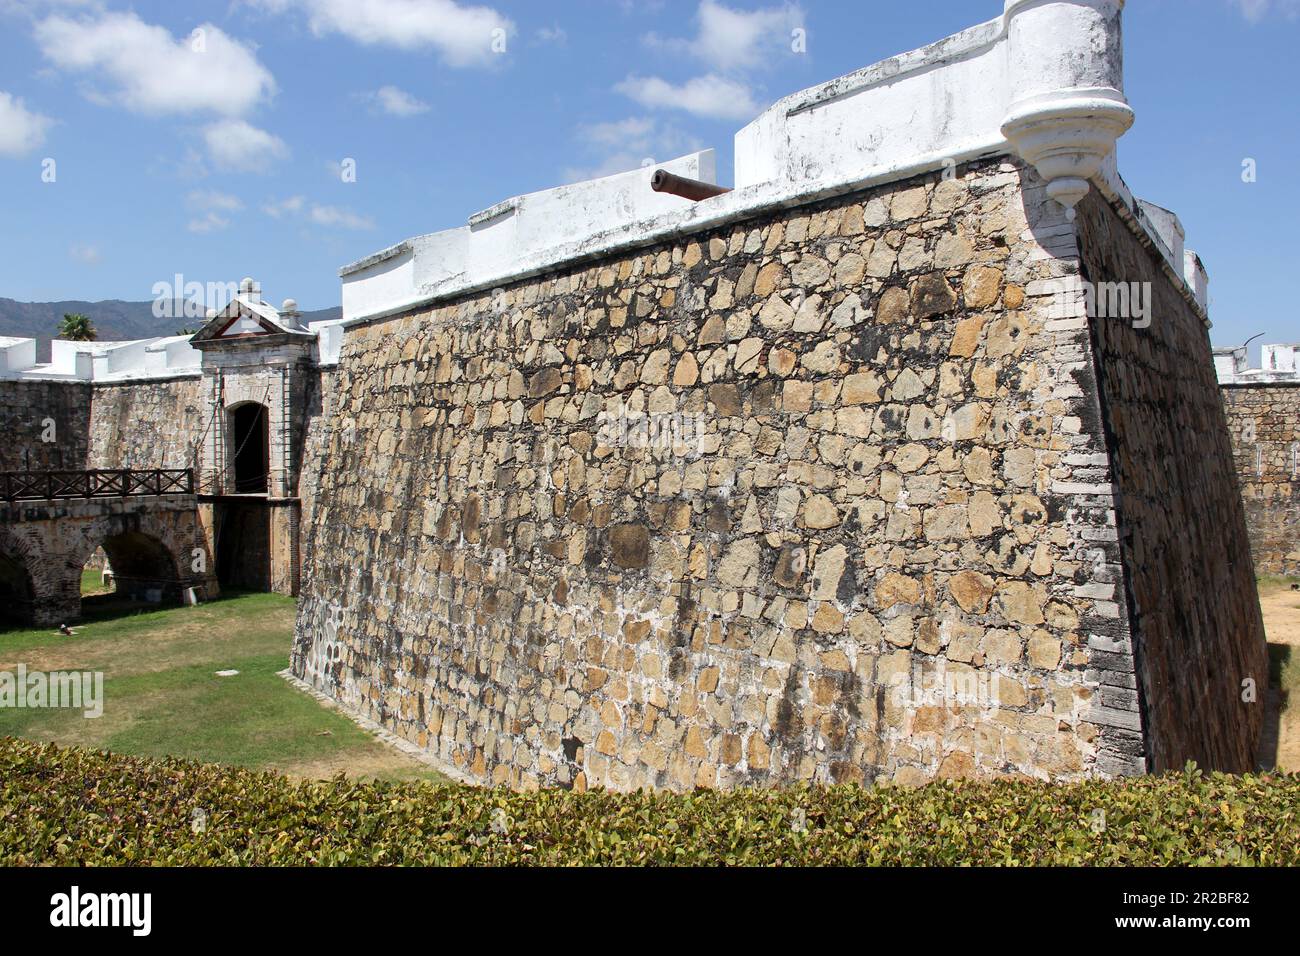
231,403 -> 269,494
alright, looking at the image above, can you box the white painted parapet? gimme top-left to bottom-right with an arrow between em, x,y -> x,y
1216,344 -> 1300,385
0,337 -> 36,374
1214,347 -> 1247,382
308,319 -> 347,366
0,335 -> 201,382
1183,251 -> 1209,312
1263,344 -> 1300,376
732,17 -> 1010,192
1137,201 -> 1185,270
341,151 -> 716,322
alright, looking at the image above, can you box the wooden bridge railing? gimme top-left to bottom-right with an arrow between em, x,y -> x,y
0,469 -> 194,502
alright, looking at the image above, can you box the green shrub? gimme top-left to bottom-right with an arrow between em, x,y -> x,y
1,738 -> 1296,866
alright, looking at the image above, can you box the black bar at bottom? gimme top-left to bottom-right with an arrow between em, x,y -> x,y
0,865 -> 1289,941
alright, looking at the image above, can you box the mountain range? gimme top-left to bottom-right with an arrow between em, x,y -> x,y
0,298 -> 343,363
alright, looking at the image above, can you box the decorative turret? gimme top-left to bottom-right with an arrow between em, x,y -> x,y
1000,0 -> 1135,212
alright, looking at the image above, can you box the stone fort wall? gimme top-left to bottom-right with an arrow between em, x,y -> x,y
0,380 -> 92,471
290,157 -> 1260,790
0,377 -> 205,474
87,378 -> 207,471
1074,193 -> 1266,774
1220,383 -> 1300,577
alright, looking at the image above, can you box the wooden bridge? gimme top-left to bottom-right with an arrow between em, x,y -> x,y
0,469 -> 194,502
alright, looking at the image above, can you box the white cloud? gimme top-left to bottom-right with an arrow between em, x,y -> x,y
185,190 -> 243,232
0,1 -> 99,16
262,195 -> 306,218
535,24 -> 566,44
563,116 -> 703,183
579,116 -> 658,150
187,212 -> 232,234
617,0 -> 666,14
560,153 -> 656,184
645,0 -> 802,72
371,84 -> 430,117
170,147 -> 213,180
577,116 -> 699,157
34,12 -> 275,117
615,74 -> 760,121
0,91 -> 53,156
188,189 -> 244,212
309,204 -> 375,230
244,0 -> 514,66
262,195 -> 373,230
68,242 -> 100,264
1233,0 -> 1300,20
202,119 -> 289,173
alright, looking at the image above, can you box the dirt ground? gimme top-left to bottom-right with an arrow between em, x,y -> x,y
1258,583 -> 1300,772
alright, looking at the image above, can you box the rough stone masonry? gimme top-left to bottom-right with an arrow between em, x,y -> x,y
1220,383 -> 1300,576
291,156 -> 1266,789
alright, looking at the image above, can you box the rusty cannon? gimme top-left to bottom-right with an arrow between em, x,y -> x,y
650,169 -> 733,202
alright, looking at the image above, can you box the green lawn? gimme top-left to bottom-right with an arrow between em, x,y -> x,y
0,593 -> 446,784
81,568 -> 110,596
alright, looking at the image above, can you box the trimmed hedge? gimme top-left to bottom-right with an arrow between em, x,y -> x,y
2,738 -> 1297,866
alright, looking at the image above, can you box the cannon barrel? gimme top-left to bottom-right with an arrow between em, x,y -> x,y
650,169 -> 732,202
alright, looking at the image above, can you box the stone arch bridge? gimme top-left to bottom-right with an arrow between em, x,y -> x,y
0,469 -> 218,626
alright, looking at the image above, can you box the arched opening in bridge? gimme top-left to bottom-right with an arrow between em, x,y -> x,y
82,532 -> 182,615
81,545 -> 116,601
229,402 -> 269,494
0,551 -> 34,627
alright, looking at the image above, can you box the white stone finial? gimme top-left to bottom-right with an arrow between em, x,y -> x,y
239,276 -> 256,295
280,298 -> 301,330
1001,0 -> 1134,211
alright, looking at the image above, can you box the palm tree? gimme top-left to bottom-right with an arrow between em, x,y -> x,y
57,313 -> 97,341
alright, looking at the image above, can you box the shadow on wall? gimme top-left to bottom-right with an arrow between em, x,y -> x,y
0,382 -> 93,472
1257,642 -> 1290,770
0,550 -> 35,625
214,500 -> 272,592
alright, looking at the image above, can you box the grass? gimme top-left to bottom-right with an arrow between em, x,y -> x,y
0,592 -> 445,784
80,568 -> 111,597
1257,573 -> 1300,593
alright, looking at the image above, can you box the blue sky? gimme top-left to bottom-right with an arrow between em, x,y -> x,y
0,0 -> 1295,353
